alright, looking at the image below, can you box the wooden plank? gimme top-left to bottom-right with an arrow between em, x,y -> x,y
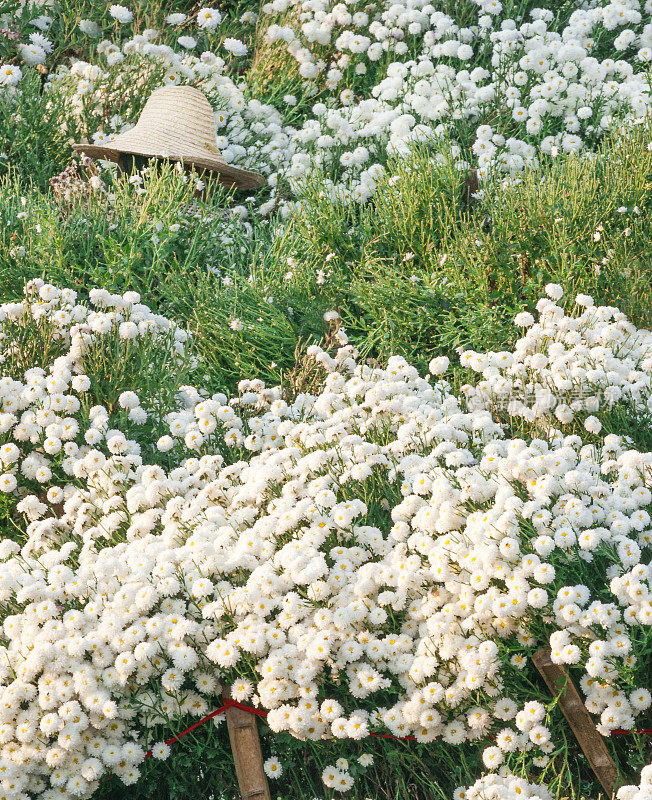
222,690 -> 272,800
533,648 -> 621,799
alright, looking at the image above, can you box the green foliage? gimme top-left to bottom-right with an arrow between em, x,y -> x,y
272,122 -> 652,378
0,71 -> 77,187
1,121 -> 650,400
90,714 -> 481,800
1,161 -> 230,303
41,0 -> 261,73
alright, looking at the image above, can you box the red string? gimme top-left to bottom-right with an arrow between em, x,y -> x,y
610,728 -> 652,735
143,700 -> 241,758
142,700 -> 651,759
370,732 -> 417,741
226,698 -> 270,718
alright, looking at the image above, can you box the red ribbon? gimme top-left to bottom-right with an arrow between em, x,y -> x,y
610,728 -> 652,735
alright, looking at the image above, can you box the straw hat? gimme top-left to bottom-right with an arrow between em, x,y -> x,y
72,85 -> 265,190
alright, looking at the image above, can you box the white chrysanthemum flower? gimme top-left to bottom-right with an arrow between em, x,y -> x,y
197,8 -> 222,30
428,356 -> 450,376
263,756 -> 283,778
151,742 -> 171,760
514,311 -> 535,327
544,283 -> 563,300
223,37 -> 248,56
109,4 -> 133,23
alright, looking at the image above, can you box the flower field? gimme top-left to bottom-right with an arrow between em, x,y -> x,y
0,1 -> 651,799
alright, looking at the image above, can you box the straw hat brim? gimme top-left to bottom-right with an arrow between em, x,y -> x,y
71,142 -> 266,190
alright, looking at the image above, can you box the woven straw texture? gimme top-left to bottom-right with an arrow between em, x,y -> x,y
72,86 -> 265,190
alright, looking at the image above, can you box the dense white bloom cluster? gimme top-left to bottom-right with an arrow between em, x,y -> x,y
461,285 -> 652,426
0,277 -> 190,551
258,0 -> 652,198
0,280 -> 650,796
455,769 -> 552,800
4,0 -> 650,218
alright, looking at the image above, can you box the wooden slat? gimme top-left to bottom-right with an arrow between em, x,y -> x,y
533,648 -> 621,799
222,690 -> 271,800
